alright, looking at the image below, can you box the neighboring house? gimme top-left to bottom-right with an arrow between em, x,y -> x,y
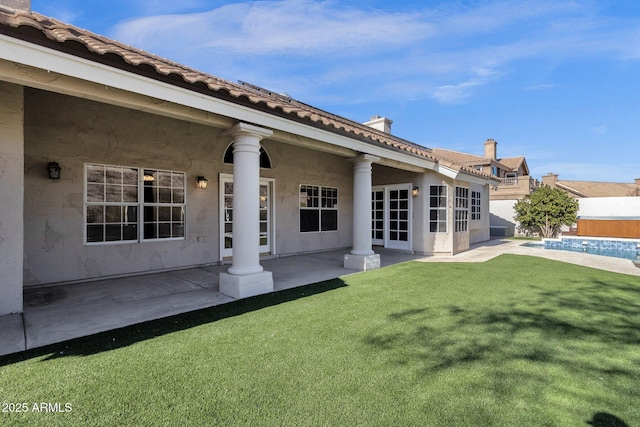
542,174 -> 640,198
434,139 -> 541,238
0,2 -> 499,316
432,139 -> 540,201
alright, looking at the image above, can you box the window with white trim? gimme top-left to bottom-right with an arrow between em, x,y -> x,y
471,190 -> 481,221
429,185 -> 447,233
143,169 -> 186,240
299,185 -> 338,232
454,186 -> 469,232
85,164 -> 185,244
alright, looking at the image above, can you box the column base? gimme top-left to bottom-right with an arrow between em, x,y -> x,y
343,253 -> 381,271
219,271 -> 274,299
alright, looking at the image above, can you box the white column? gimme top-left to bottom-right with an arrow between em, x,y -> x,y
0,82 -> 24,315
219,123 -> 274,299
344,154 -> 381,271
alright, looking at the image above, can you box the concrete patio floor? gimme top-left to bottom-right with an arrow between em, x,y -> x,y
1,241 -> 638,356
0,248 -> 425,356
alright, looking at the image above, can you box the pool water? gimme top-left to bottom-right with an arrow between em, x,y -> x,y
522,241 -> 640,261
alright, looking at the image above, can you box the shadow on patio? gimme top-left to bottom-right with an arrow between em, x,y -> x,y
0,248 -> 425,359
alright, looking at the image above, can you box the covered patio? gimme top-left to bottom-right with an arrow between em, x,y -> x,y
0,249 -> 425,356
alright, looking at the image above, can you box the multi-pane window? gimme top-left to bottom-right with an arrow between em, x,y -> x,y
454,187 -> 469,232
143,169 -> 186,240
85,164 -> 185,244
299,185 -> 338,232
86,165 -> 139,243
471,190 -> 481,221
429,185 -> 447,233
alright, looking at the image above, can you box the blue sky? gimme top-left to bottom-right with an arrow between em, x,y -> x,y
32,0 -> 640,182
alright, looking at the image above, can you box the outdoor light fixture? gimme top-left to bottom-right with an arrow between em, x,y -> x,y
143,173 -> 155,182
197,176 -> 208,189
48,162 -> 61,179
412,186 -> 419,197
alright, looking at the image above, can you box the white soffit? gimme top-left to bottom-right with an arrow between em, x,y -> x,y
0,34 -> 437,172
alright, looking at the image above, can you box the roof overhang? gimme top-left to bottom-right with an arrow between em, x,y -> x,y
0,33 -> 439,173
435,163 -> 499,185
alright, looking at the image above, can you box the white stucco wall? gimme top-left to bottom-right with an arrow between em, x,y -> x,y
490,199 -> 519,237
264,140 -> 353,255
0,82 -> 24,314
23,89 -> 356,286
419,174 -> 455,254
469,182 -> 490,244
24,89 -> 222,285
576,197 -> 640,217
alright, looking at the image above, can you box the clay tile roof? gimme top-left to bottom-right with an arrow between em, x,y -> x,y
497,156 -> 524,170
557,180 -> 640,197
431,148 -> 489,165
0,8 -> 498,181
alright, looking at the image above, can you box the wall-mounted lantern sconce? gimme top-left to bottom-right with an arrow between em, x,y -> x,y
197,176 -> 208,189
48,162 -> 61,179
412,186 -> 419,197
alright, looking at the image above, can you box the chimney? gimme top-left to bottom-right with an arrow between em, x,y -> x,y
1,0 -> 31,11
542,173 -> 559,188
484,138 -> 497,160
364,116 -> 393,134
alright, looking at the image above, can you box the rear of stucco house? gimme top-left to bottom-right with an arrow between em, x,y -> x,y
0,1 -> 497,317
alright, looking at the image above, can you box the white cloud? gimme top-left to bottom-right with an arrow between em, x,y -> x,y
522,83 -> 558,91
108,0 -> 640,105
41,8 -> 81,25
135,0 -> 211,15
589,125 -> 607,135
112,0 -> 432,56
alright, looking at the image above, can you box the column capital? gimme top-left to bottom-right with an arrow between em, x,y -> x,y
226,122 -> 273,140
351,153 -> 380,164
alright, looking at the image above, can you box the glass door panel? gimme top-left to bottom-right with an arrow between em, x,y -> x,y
371,188 -> 384,246
371,184 -> 411,251
220,177 -> 271,258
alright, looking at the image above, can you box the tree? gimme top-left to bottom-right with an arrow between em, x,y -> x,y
513,186 -> 579,238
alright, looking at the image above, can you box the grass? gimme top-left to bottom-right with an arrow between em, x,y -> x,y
1,254 -> 639,426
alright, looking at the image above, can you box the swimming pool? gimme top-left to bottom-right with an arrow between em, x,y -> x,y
523,237 -> 640,261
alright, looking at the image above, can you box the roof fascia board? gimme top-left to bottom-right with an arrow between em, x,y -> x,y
556,182 -> 589,198
459,172 -> 496,185
0,34 -> 436,172
434,164 -> 459,180
0,59 -> 359,159
434,162 -> 496,185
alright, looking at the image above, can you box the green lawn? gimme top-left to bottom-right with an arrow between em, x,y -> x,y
1,254 -> 639,426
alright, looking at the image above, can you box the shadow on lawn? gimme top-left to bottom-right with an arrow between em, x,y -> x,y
368,277 -> 640,364
0,279 -> 347,366
365,274 -> 640,422
587,412 -> 629,427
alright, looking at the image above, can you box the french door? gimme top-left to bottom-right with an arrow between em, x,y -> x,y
371,184 -> 412,250
220,174 -> 273,259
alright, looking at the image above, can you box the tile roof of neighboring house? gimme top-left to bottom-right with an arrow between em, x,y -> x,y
430,148 -> 489,166
498,156 -> 527,173
0,8 -> 497,181
431,148 -> 525,173
556,180 -> 640,198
